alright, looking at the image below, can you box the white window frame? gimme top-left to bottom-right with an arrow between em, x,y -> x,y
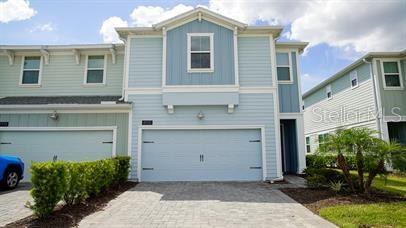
305,136 -> 311,153
276,51 -> 293,84
19,56 -> 43,87
187,33 -> 214,73
350,70 -> 359,89
326,84 -> 332,99
380,59 -> 404,90
84,54 -> 107,86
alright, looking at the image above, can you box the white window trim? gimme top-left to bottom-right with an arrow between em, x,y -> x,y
187,33 -> 214,73
276,51 -> 293,84
305,136 -> 311,153
380,59 -> 404,90
83,54 -> 107,86
326,84 -> 332,100
350,70 -> 359,89
19,56 -> 43,87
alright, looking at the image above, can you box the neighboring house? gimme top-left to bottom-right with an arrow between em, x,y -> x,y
0,44 -> 131,180
0,7 -> 308,182
303,51 -> 406,153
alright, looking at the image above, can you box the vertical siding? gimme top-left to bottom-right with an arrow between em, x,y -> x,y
278,52 -> 300,113
0,55 -> 124,96
376,59 -> 406,116
238,37 -> 273,87
304,63 -> 371,108
0,113 -> 129,156
128,93 -> 278,179
128,38 -> 163,88
166,19 -> 235,85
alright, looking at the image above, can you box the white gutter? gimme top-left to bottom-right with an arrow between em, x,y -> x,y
0,103 -> 131,110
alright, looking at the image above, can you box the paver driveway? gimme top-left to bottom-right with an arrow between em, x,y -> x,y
79,182 -> 336,228
0,182 -> 32,227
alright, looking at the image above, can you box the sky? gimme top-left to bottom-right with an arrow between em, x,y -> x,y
1,0 -> 405,92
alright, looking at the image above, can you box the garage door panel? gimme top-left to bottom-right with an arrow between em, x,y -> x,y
0,130 -> 113,181
141,129 -> 262,181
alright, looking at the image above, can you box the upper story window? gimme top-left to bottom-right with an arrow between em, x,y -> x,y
382,60 -> 403,89
276,52 -> 292,83
350,70 -> 358,88
306,136 -> 311,153
84,55 -> 106,85
20,56 -> 42,86
187,33 -> 214,73
326,85 -> 332,99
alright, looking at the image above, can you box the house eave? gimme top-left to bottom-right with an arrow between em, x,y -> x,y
303,49 -> 406,98
0,104 -> 132,111
276,42 -> 309,53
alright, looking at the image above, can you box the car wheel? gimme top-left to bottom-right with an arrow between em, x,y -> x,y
3,168 -> 20,189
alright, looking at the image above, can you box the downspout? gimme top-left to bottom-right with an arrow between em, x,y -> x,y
118,37 -> 127,102
363,58 -> 382,138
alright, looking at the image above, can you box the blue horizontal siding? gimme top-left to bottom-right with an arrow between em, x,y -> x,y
128,93 -> 278,180
238,37 -> 273,87
128,38 -> 163,88
162,92 -> 239,105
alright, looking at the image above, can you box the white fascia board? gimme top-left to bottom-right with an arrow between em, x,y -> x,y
0,104 -> 132,111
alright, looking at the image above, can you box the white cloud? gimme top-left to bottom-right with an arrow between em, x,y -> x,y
289,1 -> 406,53
208,0 -> 309,25
209,0 -> 405,53
100,16 -> 128,43
130,4 -> 193,26
0,0 -> 36,23
30,23 -> 54,33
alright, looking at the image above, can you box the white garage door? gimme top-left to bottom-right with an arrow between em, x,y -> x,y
141,129 -> 263,181
0,129 -> 114,181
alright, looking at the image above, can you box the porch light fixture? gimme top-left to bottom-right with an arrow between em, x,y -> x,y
197,111 -> 205,120
49,111 -> 59,121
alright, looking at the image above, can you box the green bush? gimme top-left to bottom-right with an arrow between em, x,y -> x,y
304,168 -> 346,188
29,156 -> 131,217
63,162 -> 88,205
28,161 -> 68,218
306,154 -> 356,169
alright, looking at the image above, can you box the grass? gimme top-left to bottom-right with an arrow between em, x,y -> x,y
319,202 -> 406,228
340,170 -> 406,196
372,174 -> 406,196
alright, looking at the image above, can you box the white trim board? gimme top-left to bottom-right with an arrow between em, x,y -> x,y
0,126 -> 117,157
136,125 -> 267,182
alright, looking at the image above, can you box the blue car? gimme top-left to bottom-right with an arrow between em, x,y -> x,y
0,155 -> 24,189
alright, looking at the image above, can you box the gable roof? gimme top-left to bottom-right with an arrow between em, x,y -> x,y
153,7 -> 247,30
302,50 -> 406,99
116,7 -> 283,38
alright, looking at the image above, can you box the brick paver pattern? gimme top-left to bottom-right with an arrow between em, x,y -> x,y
79,182 -> 336,228
0,182 -> 32,227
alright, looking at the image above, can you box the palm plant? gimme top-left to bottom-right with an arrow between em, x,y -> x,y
319,127 -> 405,195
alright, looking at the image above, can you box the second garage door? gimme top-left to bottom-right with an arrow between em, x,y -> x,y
141,129 -> 263,181
0,130 -> 114,181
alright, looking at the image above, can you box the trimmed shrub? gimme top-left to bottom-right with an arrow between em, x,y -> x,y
306,154 -> 356,170
28,156 -> 131,217
304,168 -> 346,188
28,161 -> 68,218
63,162 -> 88,205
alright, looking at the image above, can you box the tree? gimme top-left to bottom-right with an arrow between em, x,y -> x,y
319,127 -> 405,195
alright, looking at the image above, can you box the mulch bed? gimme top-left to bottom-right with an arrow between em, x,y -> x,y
281,187 -> 406,214
5,181 -> 137,228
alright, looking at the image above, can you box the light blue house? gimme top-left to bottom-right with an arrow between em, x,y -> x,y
116,7 -> 307,181
0,7 -> 308,182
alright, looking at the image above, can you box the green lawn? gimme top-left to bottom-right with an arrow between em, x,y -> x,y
343,170 -> 406,196
319,202 -> 406,228
372,174 -> 406,196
